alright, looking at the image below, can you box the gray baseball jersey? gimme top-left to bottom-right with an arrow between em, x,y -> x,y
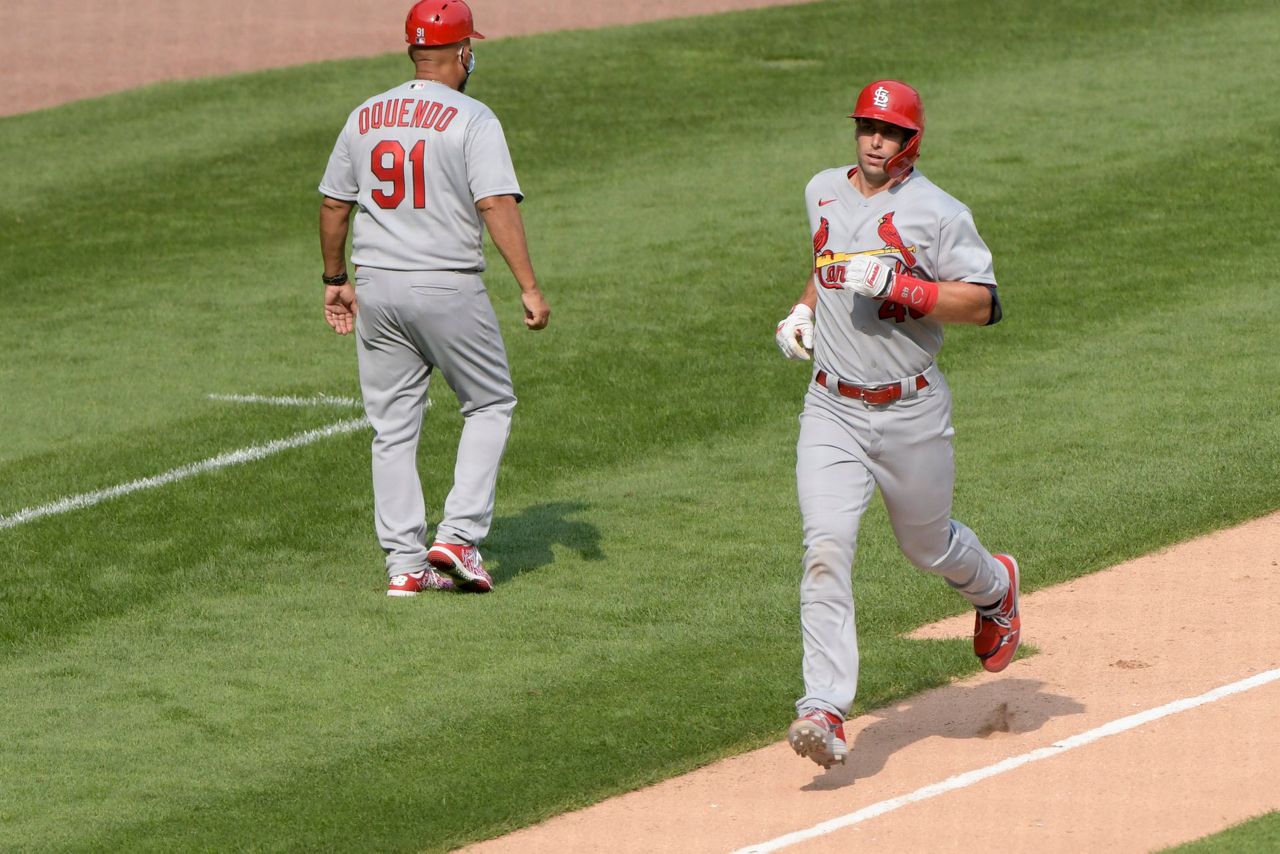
319,79 -> 522,272
806,166 -> 996,383
793,167 -> 1009,721
320,79 -> 523,579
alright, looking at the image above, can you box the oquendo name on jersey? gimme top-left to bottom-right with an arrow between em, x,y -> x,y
357,97 -> 458,135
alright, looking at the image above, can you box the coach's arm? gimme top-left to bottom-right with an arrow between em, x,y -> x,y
319,196 -> 357,335
477,194 -> 550,330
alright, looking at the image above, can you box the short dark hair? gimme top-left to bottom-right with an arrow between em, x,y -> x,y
408,42 -> 464,61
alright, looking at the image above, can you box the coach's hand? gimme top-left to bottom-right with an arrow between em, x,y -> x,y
522,288 -> 551,330
775,303 -> 814,360
324,283 -> 358,335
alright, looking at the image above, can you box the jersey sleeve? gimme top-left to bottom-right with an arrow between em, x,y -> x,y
936,208 -> 996,285
466,116 -> 524,203
317,120 -> 358,202
803,174 -> 823,233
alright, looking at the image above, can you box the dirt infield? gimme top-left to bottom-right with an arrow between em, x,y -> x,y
0,0 -> 812,116
6,2 -> 1277,850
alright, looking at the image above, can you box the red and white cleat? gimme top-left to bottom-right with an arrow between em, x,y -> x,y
975,553 -> 1021,672
426,541 -> 493,593
387,568 -> 455,597
788,708 -> 848,769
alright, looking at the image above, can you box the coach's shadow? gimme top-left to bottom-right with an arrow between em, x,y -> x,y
484,501 -> 604,582
804,678 -> 1085,791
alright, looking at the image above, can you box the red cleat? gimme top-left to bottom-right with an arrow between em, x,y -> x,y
975,554 -> 1021,672
387,568 -> 454,597
788,709 -> 848,769
426,541 -> 493,593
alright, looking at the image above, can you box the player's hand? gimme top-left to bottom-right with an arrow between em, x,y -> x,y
837,255 -> 895,299
324,283 -> 358,335
522,288 -> 550,330
775,303 -> 814,361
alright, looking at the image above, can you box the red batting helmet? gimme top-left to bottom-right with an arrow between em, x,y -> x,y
405,0 -> 485,46
850,80 -> 925,178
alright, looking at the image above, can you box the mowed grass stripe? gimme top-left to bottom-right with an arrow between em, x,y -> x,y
1,0 -> 1278,850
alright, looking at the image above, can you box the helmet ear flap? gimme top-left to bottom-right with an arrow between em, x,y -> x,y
883,128 -> 922,178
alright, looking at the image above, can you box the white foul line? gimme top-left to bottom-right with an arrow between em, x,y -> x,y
0,418 -> 368,530
207,392 -> 362,408
733,667 -> 1280,854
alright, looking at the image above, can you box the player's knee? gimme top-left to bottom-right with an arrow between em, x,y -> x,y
803,539 -> 852,593
898,536 -> 952,573
462,394 -> 516,419
370,419 -> 421,449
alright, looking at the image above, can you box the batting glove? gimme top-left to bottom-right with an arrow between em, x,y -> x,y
775,303 -> 815,361
839,255 -> 895,299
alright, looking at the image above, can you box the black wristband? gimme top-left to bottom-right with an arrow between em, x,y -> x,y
322,271 -> 348,286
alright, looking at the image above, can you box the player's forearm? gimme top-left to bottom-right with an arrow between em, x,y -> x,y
319,199 -> 355,276
796,273 -> 818,311
926,281 -> 997,325
478,195 -> 539,292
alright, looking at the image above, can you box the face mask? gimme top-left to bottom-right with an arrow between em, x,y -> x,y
458,47 -> 476,92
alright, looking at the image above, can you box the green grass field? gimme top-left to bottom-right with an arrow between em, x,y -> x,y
1166,811 -> 1280,853
2,0 -> 1278,849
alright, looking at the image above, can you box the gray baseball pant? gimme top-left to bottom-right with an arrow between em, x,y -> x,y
354,269 -> 516,577
795,371 -> 1008,719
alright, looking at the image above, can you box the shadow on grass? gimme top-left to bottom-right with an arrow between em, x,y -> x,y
803,678 -> 1085,790
487,501 -> 604,582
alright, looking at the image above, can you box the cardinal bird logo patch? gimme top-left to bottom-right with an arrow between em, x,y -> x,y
813,217 -> 830,257
877,212 -> 917,269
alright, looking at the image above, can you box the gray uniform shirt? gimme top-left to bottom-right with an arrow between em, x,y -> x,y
806,167 -> 996,384
319,79 -> 522,272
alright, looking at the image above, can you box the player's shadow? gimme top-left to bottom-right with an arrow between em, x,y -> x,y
484,501 -> 604,582
803,678 -> 1085,791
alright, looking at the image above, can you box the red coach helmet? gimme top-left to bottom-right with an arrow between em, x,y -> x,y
405,0 -> 485,46
850,80 -> 925,178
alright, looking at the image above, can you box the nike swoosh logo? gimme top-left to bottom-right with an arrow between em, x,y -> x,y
818,198 -> 837,207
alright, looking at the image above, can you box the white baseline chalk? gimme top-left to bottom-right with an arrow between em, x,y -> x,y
734,667 -> 1280,853
207,392 -> 362,408
0,418 -> 368,530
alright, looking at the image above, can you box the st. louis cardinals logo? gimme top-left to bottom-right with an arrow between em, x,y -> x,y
872,86 -> 891,108
813,210 -> 919,288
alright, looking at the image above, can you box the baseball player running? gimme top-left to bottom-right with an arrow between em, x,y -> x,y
318,0 -> 550,597
775,80 -> 1020,768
